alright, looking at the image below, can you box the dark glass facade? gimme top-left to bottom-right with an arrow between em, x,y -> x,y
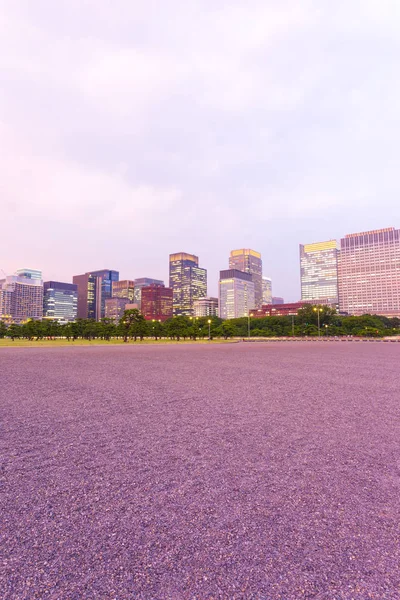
43,281 -> 78,323
90,270 -> 119,318
72,273 -> 101,320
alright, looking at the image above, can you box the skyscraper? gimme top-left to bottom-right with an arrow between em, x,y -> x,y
72,273 -> 102,320
141,284 -> 173,321
105,297 -> 130,323
300,240 -> 339,303
112,280 -> 135,302
219,269 -> 255,320
169,253 -> 207,316
90,270 -> 119,318
133,278 -> 164,310
229,249 -> 263,308
0,271 -> 43,323
16,268 -> 42,281
193,297 -> 219,317
262,277 -> 272,304
338,227 -> 400,316
43,281 -> 78,323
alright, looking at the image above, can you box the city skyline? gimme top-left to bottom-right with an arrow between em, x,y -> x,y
3,224 -> 400,321
3,223 -> 400,315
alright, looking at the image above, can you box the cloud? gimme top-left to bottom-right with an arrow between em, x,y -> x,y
1,1 -> 400,299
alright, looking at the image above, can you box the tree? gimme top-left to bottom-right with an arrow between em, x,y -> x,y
130,315 -> 147,341
120,309 -> 142,342
165,316 -> 190,340
8,324 -> 21,340
219,321 -> 236,339
0,321 -> 7,338
150,320 -> 164,340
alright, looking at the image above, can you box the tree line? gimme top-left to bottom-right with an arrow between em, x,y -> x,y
0,306 -> 399,341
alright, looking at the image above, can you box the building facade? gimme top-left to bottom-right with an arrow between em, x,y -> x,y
133,278 -> 164,310
16,268 -> 42,281
219,269 -> 255,320
43,281 -> 78,323
169,253 -> 207,316
105,297 -> 129,322
141,284 -> 173,321
262,277 -> 272,304
272,296 -> 284,305
90,270 -> 119,318
300,240 -> 339,303
0,272 -> 44,323
229,249 -> 263,308
193,297 -> 219,317
338,227 -> 400,316
72,273 -> 102,320
112,280 -> 135,301
255,302 -> 306,317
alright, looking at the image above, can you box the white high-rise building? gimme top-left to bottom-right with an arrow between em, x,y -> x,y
219,269 -> 255,320
229,249 -> 262,308
193,297 -> 218,317
0,270 -> 44,324
338,227 -> 400,316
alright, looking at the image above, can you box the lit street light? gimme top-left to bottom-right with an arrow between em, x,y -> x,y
248,312 -> 253,338
313,306 -> 323,337
208,319 -> 211,340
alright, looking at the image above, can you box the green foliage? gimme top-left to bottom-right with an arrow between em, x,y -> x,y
0,321 -> 7,338
0,306 -> 398,341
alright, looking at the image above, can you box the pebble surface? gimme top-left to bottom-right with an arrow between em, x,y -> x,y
1,342 -> 400,599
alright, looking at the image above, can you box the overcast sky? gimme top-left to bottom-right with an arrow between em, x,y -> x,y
1,0 -> 400,300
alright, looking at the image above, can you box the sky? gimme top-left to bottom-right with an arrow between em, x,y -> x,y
1,0 -> 400,301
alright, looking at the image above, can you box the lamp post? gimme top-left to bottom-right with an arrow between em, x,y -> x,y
190,315 -> 198,340
208,319 -> 211,340
313,306 -> 322,337
248,312 -> 253,339
291,315 -> 295,337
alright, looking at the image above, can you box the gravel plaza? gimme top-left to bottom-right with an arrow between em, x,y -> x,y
1,343 -> 400,599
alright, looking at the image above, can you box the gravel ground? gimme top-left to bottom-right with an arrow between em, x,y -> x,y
1,342 -> 400,599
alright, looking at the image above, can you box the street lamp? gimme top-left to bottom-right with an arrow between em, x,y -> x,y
248,312 -> 253,338
190,316 -> 199,340
208,319 -> 211,340
313,306 -> 322,337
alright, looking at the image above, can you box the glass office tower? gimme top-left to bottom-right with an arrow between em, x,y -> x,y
262,277 -> 272,304
43,281 -> 78,323
112,280 -> 135,301
169,253 -> 207,316
229,249 -> 263,308
219,269 -> 255,319
300,240 -> 339,303
72,273 -> 101,320
90,270 -> 119,318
